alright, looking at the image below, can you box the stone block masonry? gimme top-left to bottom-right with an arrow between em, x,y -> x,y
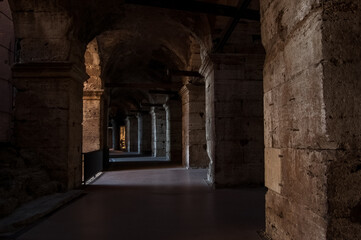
201,52 -> 264,187
180,84 -> 209,168
261,0 -> 361,239
12,62 -> 88,190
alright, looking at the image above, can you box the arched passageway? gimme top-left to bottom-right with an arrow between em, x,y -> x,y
1,1 -> 361,240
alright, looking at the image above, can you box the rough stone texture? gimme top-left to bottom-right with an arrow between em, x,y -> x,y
151,107 -> 167,157
126,115 -> 138,152
180,84 -> 208,168
82,39 -> 105,153
201,52 -> 264,187
322,1 -> 361,239
111,119 -> 120,150
137,112 -> 152,155
82,92 -> 103,153
107,128 -> 113,149
0,1 -> 14,143
12,62 -> 87,191
9,0 -> 86,66
0,146 -> 62,218
165,97 -> 182,164
261,0 -> 361,239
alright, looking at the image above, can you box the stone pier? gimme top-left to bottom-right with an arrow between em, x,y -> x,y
82,90 -> 104,153
165,97 -> 182,164
151,107 -> 167,157
137,112 -> 152,155
13,62 -> 88,190
201,53 -> 264,187
261,0 -> 361,239
180,84 -> 208,168
126,115 -> 138,152
111,119 -> 120,150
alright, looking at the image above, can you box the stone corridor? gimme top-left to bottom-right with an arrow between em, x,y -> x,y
17,168 -> 265,240
1,0 -> 361,239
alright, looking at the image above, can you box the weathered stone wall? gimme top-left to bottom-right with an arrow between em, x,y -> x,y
0,0 -> 14,142
201,20 -> 265,187
82,93 -> 103,153
151,107 -> 166,157
126,115 -> 138,152
138,112 -> 152,154
13,63 -> 87,191
261,0 -> 361,239
165,97 -> 182,163
9,0 -> 85,66
111,119 -> 120,150
82,39 -> 104,153
322,1 -> 361,239
180,84 -> 208,168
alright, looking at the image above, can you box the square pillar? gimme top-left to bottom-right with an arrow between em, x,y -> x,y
150,107 -> 166,157
125,115 -> 138,153
111,119 -> 120,150
180,83 -> 208,168
261,1 -> 361,239
164,97 -> 182,164
82,90 -> 104,153
12,62 -> 88,190
137,112 -> 152,155
200,54 -> 264,187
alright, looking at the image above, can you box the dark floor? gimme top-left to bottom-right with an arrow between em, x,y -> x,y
17,168 -> 265,240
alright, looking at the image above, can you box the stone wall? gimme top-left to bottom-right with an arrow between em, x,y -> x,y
261,0 -> 361,239
82,92 -> 103,153
180,84 -> 208,168
165,98 -> 182,163
126,115 -> 138,152
13,63 -> 87,190
138,112 -> 152,154
151,107 -> 167,157
0,0 -> 14,142
82,39 -> 105,153
201,19 -> 265,187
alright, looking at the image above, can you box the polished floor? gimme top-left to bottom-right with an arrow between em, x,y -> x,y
17,168 -> 265,240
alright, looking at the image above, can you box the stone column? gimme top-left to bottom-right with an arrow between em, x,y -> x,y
200,54 -> 264,187
111,119 -> 120,150
125,115 -> 138,152
164,97 -> 182,164
12,62 -> 88,190
137,112 -> 152,155
261,1 -> 361,239
150,107 -> 166,157
82,90 -> 104,153
180,83 -> 208,168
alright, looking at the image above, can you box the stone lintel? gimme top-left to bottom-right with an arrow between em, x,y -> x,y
12,62 -> 89,84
